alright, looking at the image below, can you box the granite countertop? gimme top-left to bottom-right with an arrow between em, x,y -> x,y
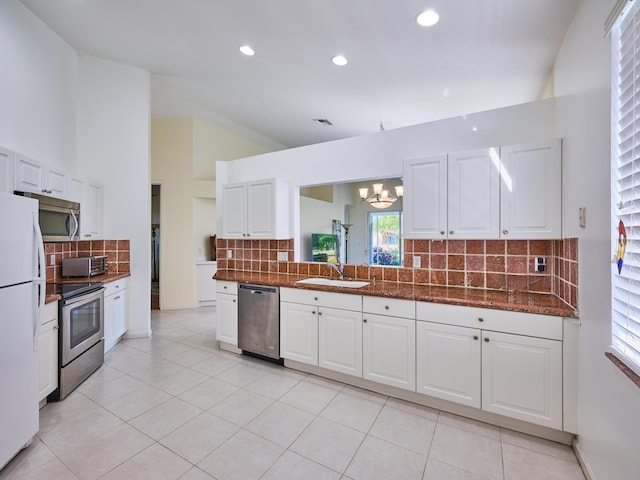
45,272 -> 131,304
214,270 -> 577,318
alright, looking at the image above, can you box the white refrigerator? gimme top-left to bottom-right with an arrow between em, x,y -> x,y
0,192 -> 45,469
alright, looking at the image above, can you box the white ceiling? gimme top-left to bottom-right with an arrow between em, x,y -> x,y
19,0 -> 581,149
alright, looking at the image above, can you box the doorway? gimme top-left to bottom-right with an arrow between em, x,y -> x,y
151,184 -> 160,310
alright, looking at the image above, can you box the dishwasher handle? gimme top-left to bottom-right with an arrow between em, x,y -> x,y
238,283 -> 279,295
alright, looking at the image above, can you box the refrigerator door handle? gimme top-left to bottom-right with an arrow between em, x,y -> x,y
33,211 -> 45,352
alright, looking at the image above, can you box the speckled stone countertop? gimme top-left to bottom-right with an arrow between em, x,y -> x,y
45,273 -> 131,304
214,270 -> 577,318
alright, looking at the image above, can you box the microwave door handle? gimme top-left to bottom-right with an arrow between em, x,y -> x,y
69,209 -> 79,241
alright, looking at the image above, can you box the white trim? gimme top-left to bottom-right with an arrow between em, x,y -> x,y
606,0 -> 631,35
573,438 -> 597,480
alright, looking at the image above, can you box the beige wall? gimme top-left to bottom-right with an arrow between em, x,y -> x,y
151,117 -> 271,309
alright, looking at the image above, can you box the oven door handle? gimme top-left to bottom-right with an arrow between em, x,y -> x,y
62,287 -> 105,307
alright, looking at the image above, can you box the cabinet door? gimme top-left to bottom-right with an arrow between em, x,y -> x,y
14,153 -> 45,194
45,166 -> 68,199
280,302 -> 318,365
500,139 -> 562,239
38,303 -> 58,401
319,307 -> 362,377
216,293 -> 238,345
481,331 -> 562,429
86,182 -> 104,239
363,313 -> 415,391
247,179 -> 275,238
104,293 -> 117,352
448,148 -> 500,239
403,155 -> 447,239
222,183 -> 247,239
0,146 -> 14,193
114,288 -> 128,339
416,322 -> 481,407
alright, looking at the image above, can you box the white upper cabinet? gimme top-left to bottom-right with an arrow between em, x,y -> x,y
403,155 -> 447,239
0,146 -> 14,193
14,153 -> 45,194
71,177 -> 104,240
222,178 -> 289,239
404,140 -> 562,240
448,148 -> 500,239
404,149 -> 500,240
499,139 -> 562,239
222,182 -> 247,238
14,153 -> 70,199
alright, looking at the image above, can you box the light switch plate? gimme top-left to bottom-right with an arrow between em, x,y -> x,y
277,251 -> 288,261
413,256 -> 421,268
579,207 -> 586,228
227,249 -> 233,259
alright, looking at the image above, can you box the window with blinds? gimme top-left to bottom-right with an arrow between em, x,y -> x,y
612,0 -> 640,375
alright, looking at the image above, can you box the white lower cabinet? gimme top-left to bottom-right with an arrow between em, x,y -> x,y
416,301 -> 564,430
318,307 -> 362,377
280,288 -> 362,373
280,301 -> 318,365
216,281 -> 238,346
362,313 -> 415,391
481,331 -> 562,429
416,321 -> 481,408
104,279 -> 128,352
38,302 -> 59,402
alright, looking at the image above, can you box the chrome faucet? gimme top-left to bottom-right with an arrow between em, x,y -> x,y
327,262 -> 344,279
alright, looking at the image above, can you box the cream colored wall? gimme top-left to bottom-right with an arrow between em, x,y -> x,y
151,118 -> 197,309
152,116 -> 272,309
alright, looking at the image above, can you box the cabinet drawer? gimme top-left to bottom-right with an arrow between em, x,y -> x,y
363,296 -> 415,319
281,287 -> 361,311
416,301 -> 562,340
216,280 -> 238,295
104,277 -> 128,297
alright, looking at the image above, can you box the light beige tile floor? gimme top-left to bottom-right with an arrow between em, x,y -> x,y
1,306 -> 586,480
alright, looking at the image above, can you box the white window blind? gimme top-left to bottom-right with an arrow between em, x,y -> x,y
612,1 -> 640,376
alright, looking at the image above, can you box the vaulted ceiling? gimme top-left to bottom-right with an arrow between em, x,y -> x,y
20,0 -> 581,149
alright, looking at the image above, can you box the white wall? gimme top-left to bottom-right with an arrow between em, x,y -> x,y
77,55 -> 152,338
554,1 -> 640,479
217,99 -> 558,245
0,0 -> 77,171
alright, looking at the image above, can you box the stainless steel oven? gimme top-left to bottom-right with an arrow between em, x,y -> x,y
48,283 -> 105,401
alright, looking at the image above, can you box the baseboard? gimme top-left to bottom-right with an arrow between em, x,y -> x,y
573,439 -> 596,480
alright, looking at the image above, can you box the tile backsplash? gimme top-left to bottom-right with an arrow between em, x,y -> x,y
44,239 -> 130,282
216,237 -> 578,309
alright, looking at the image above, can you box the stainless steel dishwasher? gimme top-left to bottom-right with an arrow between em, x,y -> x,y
237,283 -> 280,360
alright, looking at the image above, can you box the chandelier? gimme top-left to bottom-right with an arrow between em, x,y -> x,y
359,183 -> 404,209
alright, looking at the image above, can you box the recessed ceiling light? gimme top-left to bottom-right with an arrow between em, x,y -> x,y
332,55 -> 348,66
239,45 -> 255,56
416,9 -> 439,27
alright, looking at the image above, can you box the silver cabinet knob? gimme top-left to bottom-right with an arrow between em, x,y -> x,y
440,230 -> 445,235
484,337 -> 490,342
449,230 -> 454,235
502,230 -> 509,235
363,318 -> 367,323
478,317 -> 484,322
473,335 -> 478,340
384,305 -> 389,310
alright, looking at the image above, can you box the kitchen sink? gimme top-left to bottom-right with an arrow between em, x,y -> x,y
296,278 -> 370,288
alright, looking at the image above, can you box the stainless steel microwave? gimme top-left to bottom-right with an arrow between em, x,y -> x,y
15,192 -> 80,242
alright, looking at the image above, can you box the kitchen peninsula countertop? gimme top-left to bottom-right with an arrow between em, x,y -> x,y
45,273 -> 131,304
214,270 -> 577,318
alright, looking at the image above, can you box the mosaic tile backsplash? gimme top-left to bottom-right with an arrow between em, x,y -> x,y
44,239 -> 130,282
216,237 -> 578,309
